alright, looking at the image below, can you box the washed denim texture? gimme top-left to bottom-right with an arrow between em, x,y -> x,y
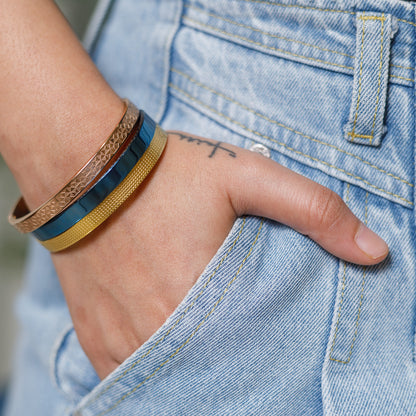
4,0 -> 416,415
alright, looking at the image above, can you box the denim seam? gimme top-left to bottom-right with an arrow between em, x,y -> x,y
329,191 -> 369,364
329,184 -> 350,362
185,4 -> 355,58
170,83 -> 413,205
183,16 -> 413,84
393,74 -> 415,82
171,68 -> 414,188
348,13 -> 366,143
82,218 -> 247,408
186,3 -> 414,75
233,0 -> 353,15
392,63 -> 414,71
183,16 -> 354,71
96,219 -> 264,416
398,18 -> 416,28
233,0 -> 416,28
360,15 -> 387,22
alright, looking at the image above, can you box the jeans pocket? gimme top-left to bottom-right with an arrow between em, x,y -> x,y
51,216 -> 264,415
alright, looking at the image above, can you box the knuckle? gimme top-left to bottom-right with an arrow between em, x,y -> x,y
308,186 -> 345,232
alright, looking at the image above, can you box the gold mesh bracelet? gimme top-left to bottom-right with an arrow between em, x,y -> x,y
39,126 -> 167,253
9,100 -> 140,233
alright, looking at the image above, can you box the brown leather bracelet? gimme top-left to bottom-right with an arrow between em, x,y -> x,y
9,99 -> 140,233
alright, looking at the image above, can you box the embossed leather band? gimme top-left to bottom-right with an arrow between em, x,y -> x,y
9,99 -> 140,233
39,125 -> 168,253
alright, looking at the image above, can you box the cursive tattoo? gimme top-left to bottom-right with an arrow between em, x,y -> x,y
174,133 -> 237,158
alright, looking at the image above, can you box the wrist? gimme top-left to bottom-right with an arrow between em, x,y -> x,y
0,0 -> 125,208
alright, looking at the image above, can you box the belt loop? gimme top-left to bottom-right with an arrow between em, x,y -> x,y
344,12 -> 395,147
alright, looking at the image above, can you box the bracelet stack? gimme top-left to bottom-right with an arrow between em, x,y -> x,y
8,100 -> 167,253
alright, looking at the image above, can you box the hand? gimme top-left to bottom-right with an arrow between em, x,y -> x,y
52,131 -> 388,379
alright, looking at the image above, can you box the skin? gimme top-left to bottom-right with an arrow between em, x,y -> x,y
0,0 -> 388,379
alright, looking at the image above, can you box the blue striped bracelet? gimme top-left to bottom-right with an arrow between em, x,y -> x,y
33,111 -> 157,241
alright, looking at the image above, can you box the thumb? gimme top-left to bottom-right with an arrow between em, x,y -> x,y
227,149 -> 388,266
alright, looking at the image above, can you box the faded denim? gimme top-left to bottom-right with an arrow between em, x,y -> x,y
4,0 -> 416,415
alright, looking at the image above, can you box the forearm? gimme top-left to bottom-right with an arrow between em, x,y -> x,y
0,0 -> 124,208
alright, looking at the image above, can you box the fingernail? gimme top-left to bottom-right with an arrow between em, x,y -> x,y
354,223 -> 388,259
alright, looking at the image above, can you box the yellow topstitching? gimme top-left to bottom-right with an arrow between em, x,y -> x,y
233,0 -> 416,28
186,3 -> 415,75
183,16 -> 414,84
328,184 -> 350,363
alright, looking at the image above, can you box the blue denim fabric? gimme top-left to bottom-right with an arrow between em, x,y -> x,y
4,0 -> 416,415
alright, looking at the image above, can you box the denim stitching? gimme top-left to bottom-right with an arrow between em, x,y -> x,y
369,14 -> 386,144
186,3 -> 415,74
183,16 -> 414,83
360,15 -> 386,22
183,16 -> 355,71
391,63 -> 414,71
169,82 -> 413,205
329,185 -> 350,363
392,74 -> 414,82
97,219 -> 264,416
350,133 -> 373,139
349,192 -> 369,358
171,68 -> 414,188
185,6 -> 414,79
330,191 -> 369,364
234,0 -> 416,28
83,218 -> 247,408
184,4 -> 355,59
347,13 -> 366,143
234,0 -> 354,15
397,18 -> 416,28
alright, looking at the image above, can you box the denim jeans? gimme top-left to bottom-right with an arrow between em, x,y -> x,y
5,0 -> 416,414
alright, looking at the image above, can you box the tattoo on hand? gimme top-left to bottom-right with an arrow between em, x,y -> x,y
174,133 -> 237,158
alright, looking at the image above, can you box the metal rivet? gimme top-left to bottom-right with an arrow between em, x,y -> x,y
249,143 -> 271,158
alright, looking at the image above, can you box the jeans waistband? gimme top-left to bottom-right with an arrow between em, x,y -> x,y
184,0 -> 415,86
